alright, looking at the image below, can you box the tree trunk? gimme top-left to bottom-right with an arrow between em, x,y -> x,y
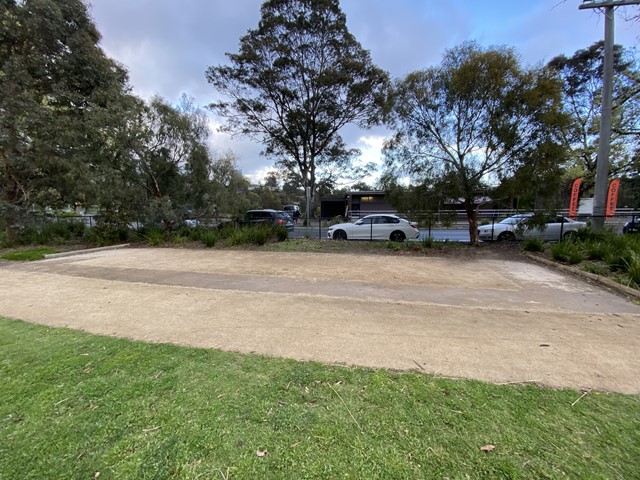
464,200 -> 479,245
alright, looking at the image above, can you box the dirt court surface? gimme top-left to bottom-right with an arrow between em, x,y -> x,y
1,247 -> 639,394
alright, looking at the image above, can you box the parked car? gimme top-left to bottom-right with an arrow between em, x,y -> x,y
623,220 -> 640,234
478,213 -> 587,242
327,214 -> 420,242
240,209 -> 294,232
283,205 -> 300,216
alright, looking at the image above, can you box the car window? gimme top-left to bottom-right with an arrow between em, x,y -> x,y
499,217 -> 524,225
359,218 -> 373,225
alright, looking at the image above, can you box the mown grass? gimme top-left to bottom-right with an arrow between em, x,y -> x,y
0,247 -> 58,261
1,317 -> 638,479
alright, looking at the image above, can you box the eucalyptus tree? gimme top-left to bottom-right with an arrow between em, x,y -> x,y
548,42 -> 640,191
206,0 -> 388,221
385,42 -> 567,244
0,0 -> 130,241
126,97 -> 214,231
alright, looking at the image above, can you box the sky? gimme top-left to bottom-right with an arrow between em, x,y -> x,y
88,0 -> 640,185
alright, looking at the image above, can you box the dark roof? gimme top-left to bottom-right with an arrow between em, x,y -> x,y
347,191 -> 385,196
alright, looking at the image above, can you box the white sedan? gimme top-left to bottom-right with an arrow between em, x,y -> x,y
327,214 -> 420,242
478,213 -> 587,242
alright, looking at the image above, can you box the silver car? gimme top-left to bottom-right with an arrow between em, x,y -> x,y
478,214 -> 586,242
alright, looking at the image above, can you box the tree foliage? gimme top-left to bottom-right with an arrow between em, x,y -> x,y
0,0 -> 129,240
548,41 -> 640,190
206,0 -> 388,215
385,42 -> 567,244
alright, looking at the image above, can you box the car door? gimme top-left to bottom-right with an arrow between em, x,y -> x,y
376,216 -> 399,240
350,217 -> 372,239
372,216 -> 392,240
542,216 -> 566,241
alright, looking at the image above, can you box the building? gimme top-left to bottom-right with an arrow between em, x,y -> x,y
320,191 -> 396,219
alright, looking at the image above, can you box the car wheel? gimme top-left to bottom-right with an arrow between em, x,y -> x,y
333,230 -> 347,240
497,231 -> 516,242
390,231 -> 405,242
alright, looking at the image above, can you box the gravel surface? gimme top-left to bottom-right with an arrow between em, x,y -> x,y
1,247 -> 639,393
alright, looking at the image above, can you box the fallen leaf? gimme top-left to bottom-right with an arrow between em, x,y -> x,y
480,444 -> 495,452
94,472 -> 101,479
256,450 -> 267,457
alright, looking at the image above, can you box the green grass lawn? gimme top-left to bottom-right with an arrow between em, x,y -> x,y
1,317 -> 639,479
0,247 -> 58,261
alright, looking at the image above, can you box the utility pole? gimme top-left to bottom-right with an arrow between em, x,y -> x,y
579,0 -> 640,230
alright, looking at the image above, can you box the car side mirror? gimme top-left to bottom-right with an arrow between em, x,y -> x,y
355,220 -> 363,225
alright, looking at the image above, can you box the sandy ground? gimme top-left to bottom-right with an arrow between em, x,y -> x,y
1,247 -> 639,394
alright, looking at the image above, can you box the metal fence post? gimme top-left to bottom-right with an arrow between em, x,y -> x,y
428,218 -> 432,239
319,217 -> 322,240
491,216 -> 496,242
560,216 -> 565,241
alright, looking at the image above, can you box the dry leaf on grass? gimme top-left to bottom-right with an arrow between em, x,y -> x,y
480,444 -> 495,452
256,450 -> 267,457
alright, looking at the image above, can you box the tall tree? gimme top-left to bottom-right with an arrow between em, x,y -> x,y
206,0 -> 388,221
385,42 -> 567,244
126,96 -> 212,231
0,0 -> 129,241
548,42 -> 640,191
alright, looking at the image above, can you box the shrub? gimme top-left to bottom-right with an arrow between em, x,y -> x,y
187,227 -> 206,242
274,226 -> 289,242
551,242 -> 583,264
606,248 -> 635,272
201,231 -> 218,248
584,241 -> 610,261
248,225 -> 272,246
171,234 -> 189,245
522,238 -> 544,252
143,229 -> 164,246
422,236 -> 434,248
624,252 -> 640,286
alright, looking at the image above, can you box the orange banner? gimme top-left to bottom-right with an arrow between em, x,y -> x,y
569,178 -> 581,219
606,178 -> 620,218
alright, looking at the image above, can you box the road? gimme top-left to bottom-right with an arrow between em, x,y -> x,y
1,247 -> 639,393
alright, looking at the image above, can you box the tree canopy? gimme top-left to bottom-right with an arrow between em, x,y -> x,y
548,41 -> 640,191
385,42 -> 567,244
0,0 -> 129,240
206,0 -> 389,218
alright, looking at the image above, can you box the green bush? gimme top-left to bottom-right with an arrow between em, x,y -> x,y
17,220 -> 87,246
187,227 -> 205,242
143,229 -> 164,246
522,238 -> 544,252
585,241 -> 610,261
201,231 -> 218,248
248,225 -> 272,246
171,234 -> 189,245
622,251 -> 640,285
275,226 -> 289,242
422,236 -> 434,248
551,242 -> 583,264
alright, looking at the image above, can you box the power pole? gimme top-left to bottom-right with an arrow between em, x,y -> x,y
579,0 -> 640,230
